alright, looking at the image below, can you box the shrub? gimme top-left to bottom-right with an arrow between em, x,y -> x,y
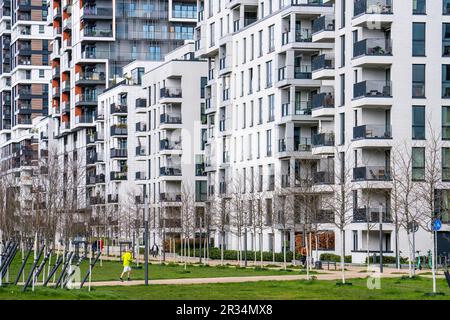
176,247 -> 294,262
364,255 -> 408,264
320,253 -> 352,263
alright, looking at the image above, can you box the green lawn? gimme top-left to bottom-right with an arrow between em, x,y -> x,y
5,254 -> 315,283
0,277 -> 449,300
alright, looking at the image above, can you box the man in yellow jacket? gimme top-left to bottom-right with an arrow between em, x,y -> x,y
120,249 -> 133,282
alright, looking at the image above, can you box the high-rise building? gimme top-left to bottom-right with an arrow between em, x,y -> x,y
0,0 -> 52,216
47,0 -> 198,215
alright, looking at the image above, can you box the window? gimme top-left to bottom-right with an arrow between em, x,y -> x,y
266,129 -> 272,157
444,0 -> 450,14
258,30 -> 263,57
340,35 -> 345,67
340,74 -> 345,106
412,106 -> 425,139
412,147 -> 425,180
412,23 -> 426,56
268,25 -> 275,52
209,22 -> 215,47
268,94 -> 274,122
413,0 -> 426,14
250,34 -> 254,60
443,148 -> 450,181
443,23 -> 450,56
258,97 -> 263,124
339,113 -> 345,145
341,0 -> 345,28
443,106 -> 450,140
266,60 -> 272,88
412,64 -> 425,98
39,70 -> 45,78
443,64 -> 450,98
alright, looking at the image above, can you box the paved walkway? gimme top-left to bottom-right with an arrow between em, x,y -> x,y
88,268 -> 443,287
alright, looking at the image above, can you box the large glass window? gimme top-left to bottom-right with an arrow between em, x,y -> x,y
412,64 -> 425,98
443,106 -> 450,139
412,106 -> 425,140
444,24 -> 450,56
412,23 -> 426,56
266,60 -> 272,88
443,148 -> 450,181
444,0 -> 450,14
443,64 -> 450,98
268,25 -> 274,52
412,147 -> 425,181
268,94 -> 274,122
413,0 -> 426,14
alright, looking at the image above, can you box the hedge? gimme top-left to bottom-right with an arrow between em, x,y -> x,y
175,247 -> 295,262
364,255 -> 408,264
320,253 -> 352,263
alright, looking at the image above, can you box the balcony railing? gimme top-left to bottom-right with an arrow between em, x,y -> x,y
353,80 -> 392,99
353,166 -> 391,181
312,15 -> 335,34
312,92 -> 334,109
353,38 -> 392,58
294,65 -> 312,79
160,87 -> 182,98
110,125 -> 128,136
313,171 -> 334,184
110,103 -> 127,114
353,207 -> 392,223
160,166 -> 182,176
354,0 -> 393,17
312,54 -> 335,72
353,124 -> 392,139
160,113 -> 182,124
160,192 -> 182,202
110,171 -> 127,181
110,148 -> 128,158
160,138 -> 182,150
312,133 -> 335,147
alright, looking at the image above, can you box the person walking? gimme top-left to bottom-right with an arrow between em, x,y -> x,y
120,249 -> 133,282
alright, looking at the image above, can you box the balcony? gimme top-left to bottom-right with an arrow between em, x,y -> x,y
311,54 -> 334,80
82,28 -> 113,38
160,87 -> 182,99
136,98 -> 147,110
96,174 -> 105,184
81,6 -> 113,20
75,115 -> 95,126
312,15 -> 335,42
353,207 -> 393,223
352,38 -> 393,68
353,166 -> 391,182
110,148 -> 128,158
110,103 -> 127,115
108,194 -> 119,203
135,172 -> 146,180
160,166 -> 182,176
135,146 -> 147,157
86,134 -> 96,145
160,192 -> 182,202
75,72 -> 106,85
86,175 -> 96,185
110,125 -> 128,136
136,122 -> 147,133
353,124 -> 392,140
277,137 -> 314,159
75,94 -> 97,107
160,138 -> 182,152
160,113 -> 182,125
110,171 -> 127,181
352,0 -> 393,28
312,132 -> 335,155
313,171 -> 334,185
352,80 -> 393,108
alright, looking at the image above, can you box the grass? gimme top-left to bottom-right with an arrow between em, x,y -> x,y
5,254 -> 317,283
0,276 -> 449,300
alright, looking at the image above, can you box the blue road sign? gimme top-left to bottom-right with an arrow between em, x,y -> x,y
433,219 -> 442,231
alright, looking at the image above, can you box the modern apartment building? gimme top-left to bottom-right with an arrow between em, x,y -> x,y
141,42 -> 208,248
195,0 -> 337,255
92,60 -> 158,240
47,0 -> 198,216
328,0 -> 450,262
0,0 -> 52,218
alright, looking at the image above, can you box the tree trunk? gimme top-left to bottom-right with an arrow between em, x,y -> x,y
283,231 -> 287,270
221,231 -> 224,266
340,229 -> 346,284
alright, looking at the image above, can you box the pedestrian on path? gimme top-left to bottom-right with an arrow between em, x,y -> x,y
120,249 -> 133,282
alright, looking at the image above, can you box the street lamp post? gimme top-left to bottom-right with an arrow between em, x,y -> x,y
144,193 -> 149,286
199,217 -> 202,264
379,204 -> 383,273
